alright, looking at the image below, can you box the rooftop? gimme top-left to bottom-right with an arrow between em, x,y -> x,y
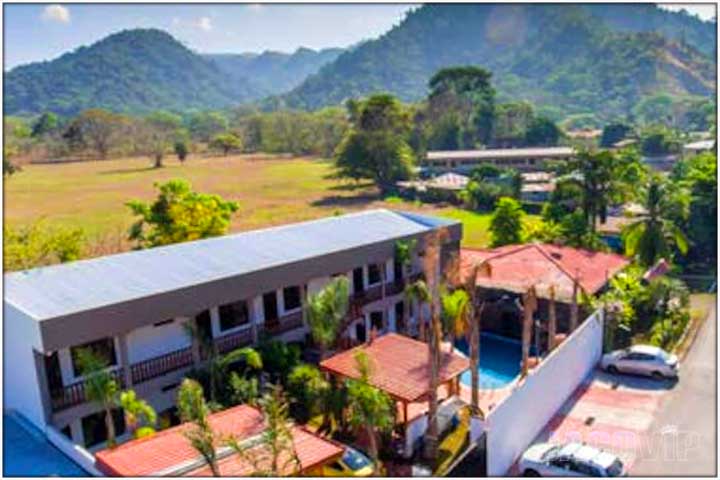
94,405 -> 343,477
320,333 -> 470,403
460,244 -> 629,302
5,209 -> 458,321
683,139 -> 716,151
426,147 -> 575,161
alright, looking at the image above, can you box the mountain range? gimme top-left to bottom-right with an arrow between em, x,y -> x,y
4,4 -> 716,119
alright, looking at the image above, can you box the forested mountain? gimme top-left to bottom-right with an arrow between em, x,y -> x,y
280,4 -> 716,120
4,29 -> 257,116
205,47 -> 343,96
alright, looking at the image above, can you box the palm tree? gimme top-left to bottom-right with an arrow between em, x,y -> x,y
395,239 -> 417,334
520,286 -> 538,378
441,288 -> 470,353
229,384 -> 301,476
547,284 -> 558,352
75,349 -> 120,447
624,175 -> 689,266
405,279 -> 430,340
306,277 -> 350,359
345,351 -> 395,475
119,389 -> 157,439
287,363 -> 331,427
177,378 -> 220,477
463,263 -> 486,417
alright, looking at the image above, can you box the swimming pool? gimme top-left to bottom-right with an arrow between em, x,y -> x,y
3,412 -> 87,477
456,333 -> 522,390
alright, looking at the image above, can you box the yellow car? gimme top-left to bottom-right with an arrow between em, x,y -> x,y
319,447 -> 374,477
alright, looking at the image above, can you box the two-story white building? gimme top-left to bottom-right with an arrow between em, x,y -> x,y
4,209 -> 461,450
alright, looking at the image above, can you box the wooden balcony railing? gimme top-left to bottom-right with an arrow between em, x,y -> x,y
264,310 -> 304,336
50,368 -> 125,413
214,328 -> 253,354
130,346 -> 194,385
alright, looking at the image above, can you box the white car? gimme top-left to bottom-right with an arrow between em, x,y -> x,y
519,442 -> 626,477
600,345 -> 679,379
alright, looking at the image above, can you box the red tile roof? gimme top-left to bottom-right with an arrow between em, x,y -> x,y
95,405 -> 342,477
319,333 -> 470,403
460,243 -> 629,302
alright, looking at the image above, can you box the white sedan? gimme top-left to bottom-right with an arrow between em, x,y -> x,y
600,345 -> 679,379
519,442 -> 626,477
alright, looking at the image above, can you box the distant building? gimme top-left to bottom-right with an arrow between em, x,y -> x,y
641,154 -> 680,171
520,171 -> 555,202
683,139 -> 716,157
425,147 -> 576,173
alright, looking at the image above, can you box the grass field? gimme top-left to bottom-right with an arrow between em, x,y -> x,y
5,154 -> 529,254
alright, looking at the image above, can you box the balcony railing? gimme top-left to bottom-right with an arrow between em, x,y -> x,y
264,310 -> 304,336
50,368 -> 125,413
130,346 -> 194,385
386,279 -> 406,297
214,328 -> 253,354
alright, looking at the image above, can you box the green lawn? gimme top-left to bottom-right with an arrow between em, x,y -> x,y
5,153 -> 532,255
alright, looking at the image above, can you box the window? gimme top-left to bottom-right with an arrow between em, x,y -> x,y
218,300 -> 250,331
368,264 -> 382,285
81,409 -> 125,448
70,338 -> 117,378
395,302 -> 405,332
60,425 -> 72,440
283,286 -> 301,311
370,311 -> 384,331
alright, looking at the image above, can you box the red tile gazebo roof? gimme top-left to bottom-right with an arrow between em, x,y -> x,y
95,405 -> 342,477
460,243 -> 629,302
320,333 -> 470,403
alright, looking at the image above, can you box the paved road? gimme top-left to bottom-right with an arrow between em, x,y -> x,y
631,304 -> 717,476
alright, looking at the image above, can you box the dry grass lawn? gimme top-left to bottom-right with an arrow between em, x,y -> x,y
5,153 -> 521,253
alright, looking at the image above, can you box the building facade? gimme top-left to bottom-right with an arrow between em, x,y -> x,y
4,209 -> 461,450
425,147 -> 576,173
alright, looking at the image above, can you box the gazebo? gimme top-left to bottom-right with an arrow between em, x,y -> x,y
320,333 -> 470,456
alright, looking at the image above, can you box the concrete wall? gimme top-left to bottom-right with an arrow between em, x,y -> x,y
45,425 -> 102,476
4,302 -> 47,430
485,309 -> 604,476
126,318 -> 192,365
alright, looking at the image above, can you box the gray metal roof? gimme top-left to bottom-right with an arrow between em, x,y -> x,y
5,209 -> 457,322
426,147 -> 575,161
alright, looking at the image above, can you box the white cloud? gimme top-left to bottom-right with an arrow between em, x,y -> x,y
196,16 -> 212,32
41,4 -> 70,24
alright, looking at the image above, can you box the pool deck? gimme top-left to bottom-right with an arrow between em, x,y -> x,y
3,412 -> 87,477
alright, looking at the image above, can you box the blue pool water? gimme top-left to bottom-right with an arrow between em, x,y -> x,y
456,333 -> 522,390
3,412 -> 87,477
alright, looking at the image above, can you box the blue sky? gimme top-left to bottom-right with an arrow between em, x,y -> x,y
4,3 -> 716,70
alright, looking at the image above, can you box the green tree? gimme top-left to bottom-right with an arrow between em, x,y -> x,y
525,116 -> 561,146
210,133 -> 243,156
686,153 -> 717,263
145,111 -> 182,168
490,197 -> 525,246
344,351 -> 395,473
306,277 -> 350,359
287,364 -> 330,424
31,112 -> 59,137
75,349 -> 120,448
127,179 -> 239,248
440,288 -> 470,349
119,390 -> 157,439
63,109 -> 126,158
3,222 -> 85,271
600,122 -> 632,148
228,384 -> 301,476
640,126 -> 681,156
623,175 -> 689,266
174,139 -> 189,162
405,278 -> 430,341
177,379 -> 220,477
335,94 -> 415,191
188,111 -> 229,142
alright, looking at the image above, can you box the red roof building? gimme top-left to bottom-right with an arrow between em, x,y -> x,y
461,243 -> 629,302
95,405 -> 343,477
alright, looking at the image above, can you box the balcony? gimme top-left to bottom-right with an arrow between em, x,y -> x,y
263,310 -> 304,336
130,346 -> 194,385
386,279 -> 406,297
50,368 -> 125,413
214,328 -> 253,354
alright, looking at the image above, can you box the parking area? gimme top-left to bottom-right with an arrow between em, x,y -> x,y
511,368 -> 675,475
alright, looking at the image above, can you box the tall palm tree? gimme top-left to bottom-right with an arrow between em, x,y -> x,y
624,175 -> 689,266
405,279 -> 430,341
306,277 -> 350,359
345,351 -> 395,475
177,378 -> 220,477
547,284 -> 557,352
119,389 -> 157,438
463,263 -> 486,417
441,288 -> 469,353
75,349 -> 120,447
395,239 -> 417,334
520,286 -> 538,378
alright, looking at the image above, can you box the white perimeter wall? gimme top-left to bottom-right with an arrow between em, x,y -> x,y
486,309 -> 605,476
3,302 -> 47,430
